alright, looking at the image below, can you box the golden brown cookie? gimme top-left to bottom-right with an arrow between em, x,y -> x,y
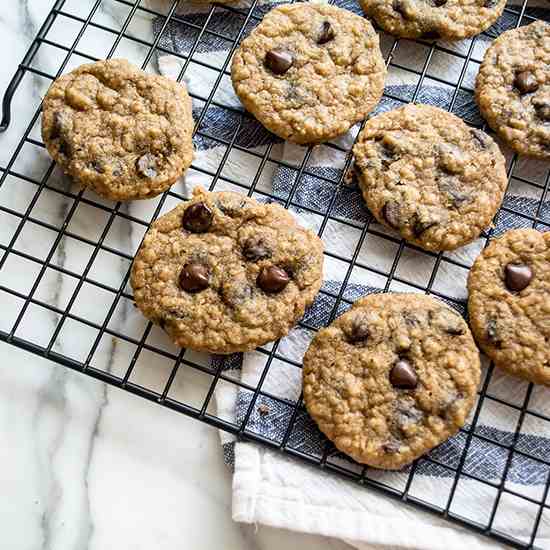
360,0 -> 506,40
131,187 -> 324,354
303,293 -> 480,470
231,3 -> 386,144
42,59 -> 194,200
353,104 -> 507,252
468,228 -> 550,386
476,20 -> 550,160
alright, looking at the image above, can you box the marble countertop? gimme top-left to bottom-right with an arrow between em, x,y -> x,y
0,2 -> 353,549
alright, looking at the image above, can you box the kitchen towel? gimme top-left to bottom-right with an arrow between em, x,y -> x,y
149,1 -> 550,547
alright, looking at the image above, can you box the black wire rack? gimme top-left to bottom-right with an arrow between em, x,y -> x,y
0,0 -> 549,547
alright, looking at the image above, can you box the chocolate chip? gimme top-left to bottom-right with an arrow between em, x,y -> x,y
58,138 -> 72,158
438,178 -> 471,208
533,98 -> 550,122
136,153 -> 158,178
257,266 -> 290,293
346,315 -> 370,344
179,263 -> 210,293
486,318 -> 501,345
89,160 -> 104,174
382,201 -> 400,229
242,239 -> 272,262
221,281 -> 252,308
182,202 -> 213,233
50,111 -> 70,140
430,308 -> 465,335
470,128 -> 491,150
433,0 -> 447,5
265,48 -> 293,75
514,71 -> 539,95
395,403 -> 423,429
389,359 -> 418,390
412,214 -> 438,237
317,21 -> 335,45
504,263 -> 533,292
393,0 -> 413,19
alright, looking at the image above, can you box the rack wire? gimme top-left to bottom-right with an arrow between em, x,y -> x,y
0,0 -> 549,547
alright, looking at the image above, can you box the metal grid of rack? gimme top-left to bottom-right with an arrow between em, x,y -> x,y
0,1 -> 549,548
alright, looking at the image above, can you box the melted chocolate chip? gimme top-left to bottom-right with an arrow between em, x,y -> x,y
484,0 -> 498,7
382,201 -> 400,229
317,21 -> 335,45
50,111 -> 70,141
136,153 -> 158,178
182,202 -> 213,233
257,266 -> 290,293
89,160 -> 104,174
438,178 -> 471,208
412,214 -> 438,237
265,49 -> 293,75
59,138 -> 72,158
514,71 -> 539,95
179,263 -> 210,293
394,401 -> 423,431
390,359 -> 418,390
346,315 -> 370,344
433,0 -> 447,5
242,239 -> 272,262
533,98 -> 550,122
392,0 -> 413,19
504,263 -> 533,292
470,128 -> 491,150
221,282 -> 253,307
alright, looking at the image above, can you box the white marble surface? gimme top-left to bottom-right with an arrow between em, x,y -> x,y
0,2 -> 355,549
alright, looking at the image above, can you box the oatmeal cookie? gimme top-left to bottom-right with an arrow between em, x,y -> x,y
353,104 -> 507,252
476,21 -> 550,159
303,293 -> 481,470
468,228 -> 550,385
231,3 -> 386,144
42,59 -> 194,200
360,0 -> 506,40
131,187 -> 324,353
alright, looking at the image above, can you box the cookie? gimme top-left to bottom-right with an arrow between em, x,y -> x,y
131,187 -> 324,354
468,229 -> 550,386
231,3 -> 386,144
42,59 -> 194,201
352,104 -> 507,252
360,0 -> 506,40
475,21 -> 550,160
303,293 -> 480,470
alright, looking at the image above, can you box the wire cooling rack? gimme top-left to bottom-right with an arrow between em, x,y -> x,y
0,0 -> 549,547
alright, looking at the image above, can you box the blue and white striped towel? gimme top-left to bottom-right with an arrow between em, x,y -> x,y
151,1 -> 550,547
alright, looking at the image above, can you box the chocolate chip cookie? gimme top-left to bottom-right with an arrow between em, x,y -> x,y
231,3 -> 386,144
42,59 -> 194,201
468,229 -> 550,386
131,187 -> 324,354
360,0 -> 506,40
353,104 -> 507,252
475,21 -> 550,160
303,293 -> 480,470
